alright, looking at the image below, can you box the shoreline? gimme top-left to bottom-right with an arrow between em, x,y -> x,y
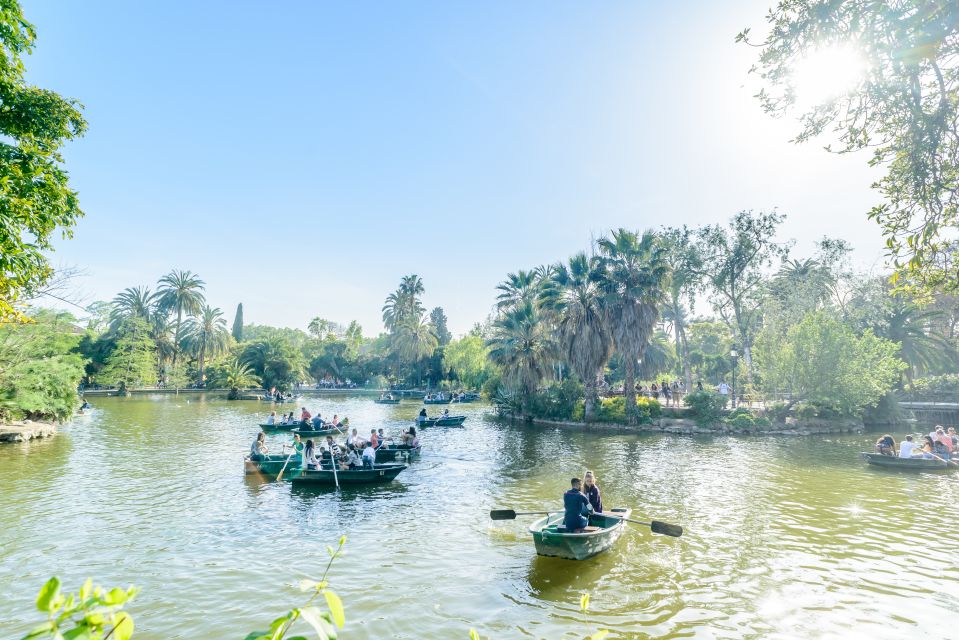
0,420 -> 57,443
522,416 -> 866,436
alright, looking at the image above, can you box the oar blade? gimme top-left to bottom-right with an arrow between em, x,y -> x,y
489,509 -> 517,521
650,520 -> 683,537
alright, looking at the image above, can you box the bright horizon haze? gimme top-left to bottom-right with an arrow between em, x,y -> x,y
27,1 -> 885,336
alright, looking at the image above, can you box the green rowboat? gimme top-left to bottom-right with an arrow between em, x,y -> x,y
374,398 -> 401,404
529,507 -> 631,560
244,454 -> 302,477
417,415 -> 466,427
862,452 -> 957,471
291,463 -> 407,486
291,426 -> 341,438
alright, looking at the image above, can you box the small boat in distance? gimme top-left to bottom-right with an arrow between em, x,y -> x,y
529,507 -> 632,560
861,452 -> 957,472
417,415 -> 466,427
375,443 -> 422,462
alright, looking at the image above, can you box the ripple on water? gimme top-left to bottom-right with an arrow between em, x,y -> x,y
3,398 -> 959,638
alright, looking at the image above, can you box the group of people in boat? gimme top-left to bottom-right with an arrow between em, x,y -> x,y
417,407 -> 453,423
875,426 -> 959,460
251,423 -> 420,472
265,408 -> 348,430
563,471 -> 603,533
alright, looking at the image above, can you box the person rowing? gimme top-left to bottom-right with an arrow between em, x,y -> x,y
266,411 -> 277,425
563,477 -> 593,533
417,408 -> 427,423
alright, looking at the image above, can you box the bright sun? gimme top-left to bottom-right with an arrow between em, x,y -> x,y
791,45 -> 866,107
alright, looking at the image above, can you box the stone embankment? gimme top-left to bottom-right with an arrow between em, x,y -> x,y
0,420 -> 57,443
528,416 -> 864,436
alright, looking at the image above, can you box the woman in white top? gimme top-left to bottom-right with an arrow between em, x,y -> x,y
898,435 -> 917,458
302,439 -> 321,470
267,411 -> 276,425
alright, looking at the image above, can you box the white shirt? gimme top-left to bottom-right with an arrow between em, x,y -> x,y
267,415 -> 275,425
899,441 -> 916,458
362,445 -> 375,460
718,383 -> 730,395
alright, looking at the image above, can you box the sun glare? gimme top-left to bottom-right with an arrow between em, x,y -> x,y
791,45 -> 865,107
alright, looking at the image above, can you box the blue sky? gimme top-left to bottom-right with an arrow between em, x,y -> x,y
27,1 -> 884,336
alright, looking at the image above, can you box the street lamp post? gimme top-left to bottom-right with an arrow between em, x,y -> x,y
730,348 -> 738,409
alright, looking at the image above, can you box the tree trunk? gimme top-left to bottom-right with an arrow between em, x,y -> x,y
624,357 -> 637,425
583,376 -> 596,422
171,307 -> 183,370
198,346 -> 206,388
678,322 -> 692,391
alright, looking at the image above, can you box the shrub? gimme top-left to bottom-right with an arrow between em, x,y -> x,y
595,395 -> 660,424
726,413 -> 756,430
793,401 -> 817,419
527,379 -> 584,421
766,401 -> 791,422
683,390 -> 727,425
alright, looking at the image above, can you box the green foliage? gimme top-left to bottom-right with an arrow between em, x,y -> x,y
683,389 -> 727,425
232,303 -> 244,342
741,1 -> 959,294
527,379 -> 585,421
22,577 -> 138,640
910,374 -> 959,400
594,395 -> 661,425
755,310 -> 906,417
0,0 -> 87,322
97,318 -> 157,391
240,337 -> 303,391
444,335 -> 496,391
725,412 -> 755,430
0,310 -> 85,421
429,307 -> 452,346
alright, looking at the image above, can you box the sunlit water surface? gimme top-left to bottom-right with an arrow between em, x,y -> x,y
2,394 -> 958,639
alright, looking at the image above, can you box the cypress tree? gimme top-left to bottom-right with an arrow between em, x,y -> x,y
232,303 -> 244,342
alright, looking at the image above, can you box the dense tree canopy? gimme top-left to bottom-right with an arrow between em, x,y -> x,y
0,0 -> 87,321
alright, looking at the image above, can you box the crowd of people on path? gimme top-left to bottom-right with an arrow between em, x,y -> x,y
875,425 -> 959,461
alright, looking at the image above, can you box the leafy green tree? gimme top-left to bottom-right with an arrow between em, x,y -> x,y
597,229 -> 669,424
0,0 -> 87,322
231,303 -> 243,342
308,317 -> 342,339
691,211 -> 789,388
660,227 -> 701,389
429,307 -> 452,346
155,269 -> 205,369
393,315 -> 438,378
98,318 -> 157,392
444,335 -> 495,391
495,269 -> 543,310
0,310 -> 85,421
539,252 -> 613,422
240,337 -> 302,391
740,1 -> 959,293
184,305 -> 230,386
755,311 -> 906,416
487,301 -> 557,416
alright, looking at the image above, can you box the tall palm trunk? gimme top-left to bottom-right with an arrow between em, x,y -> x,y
583,377 -> 597,422
172,307 -> 183,369
623,357 -> 637,425
198,340 -> 206,387
677,321 -> 692,391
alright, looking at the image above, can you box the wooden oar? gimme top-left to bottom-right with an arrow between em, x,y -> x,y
275,449 -> 296,482
489,509 -> 684,538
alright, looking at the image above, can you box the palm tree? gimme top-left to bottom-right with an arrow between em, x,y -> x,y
487,301 -> 557,416
184,305 -> 230,386
150,314 -> 176,378
156,269 -> 206,369
109,286 -> 156,330
539,253 -> 613,421
220,359 -> 260,400
638,330 -> 678,379
496,269 -> 541,310
393,315 -> 438,382
597,229 -> 669,424
878,298 -> 957,386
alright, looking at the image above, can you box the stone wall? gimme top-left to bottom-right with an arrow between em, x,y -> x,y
0,420 -> 57,443
526,416 -> 864,436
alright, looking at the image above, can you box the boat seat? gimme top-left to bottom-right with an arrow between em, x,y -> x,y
552,526 -> 601,533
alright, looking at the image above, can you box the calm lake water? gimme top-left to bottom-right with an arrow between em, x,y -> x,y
2,394 -> 959,639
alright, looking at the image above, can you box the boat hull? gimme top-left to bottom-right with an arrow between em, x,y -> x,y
423,398 -> 452,405
291,427 -> 341,438
244,454 -> 302,476
417,416 -> 466,427
862,452 -> 956,471
291,464 -> 407,485
529,508 -> 631,560
375,444 -> 422,462
374,399 -> 401,404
